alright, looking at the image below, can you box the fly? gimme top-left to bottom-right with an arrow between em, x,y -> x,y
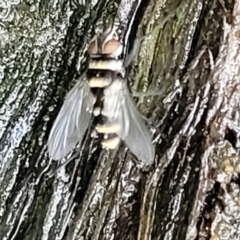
48,20 -> 155,164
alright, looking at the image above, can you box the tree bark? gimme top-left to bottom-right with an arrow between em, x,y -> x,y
1,0 -> 240,240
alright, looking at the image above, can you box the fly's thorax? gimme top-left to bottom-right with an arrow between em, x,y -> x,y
88,59 -> 124,73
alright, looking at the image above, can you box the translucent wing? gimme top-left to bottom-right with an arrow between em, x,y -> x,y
48,77 -> 95,160
103,80 -> 155,164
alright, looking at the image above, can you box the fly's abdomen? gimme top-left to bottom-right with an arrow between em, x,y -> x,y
95,123 -> 121,149
86,23 -> 125,150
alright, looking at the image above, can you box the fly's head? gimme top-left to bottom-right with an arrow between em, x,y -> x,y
88,20 -> 123,59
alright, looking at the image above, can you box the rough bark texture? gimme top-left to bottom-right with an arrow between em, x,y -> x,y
1,0 -> 240,240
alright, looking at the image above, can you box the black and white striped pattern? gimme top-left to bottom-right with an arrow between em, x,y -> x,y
48,20 -> 155,164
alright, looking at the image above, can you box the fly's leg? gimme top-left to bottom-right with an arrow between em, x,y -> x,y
132,89 -> 163,97
127,12 -> 176,102
138,110 -> 166,147
124,11 -> 176,67
46,152 -> 80,178
131,89 -> 164,107
124,35 -> 147,67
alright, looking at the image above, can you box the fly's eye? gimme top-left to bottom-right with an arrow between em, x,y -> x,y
88,40 -> 98,54
103,39 -> 122,55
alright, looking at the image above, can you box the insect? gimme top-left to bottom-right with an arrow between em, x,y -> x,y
48,20 -> 155,164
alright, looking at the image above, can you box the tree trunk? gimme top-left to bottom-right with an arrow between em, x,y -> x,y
1,0 -> 240,239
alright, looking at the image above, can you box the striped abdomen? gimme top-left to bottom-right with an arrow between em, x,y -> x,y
87,35 -> 124,150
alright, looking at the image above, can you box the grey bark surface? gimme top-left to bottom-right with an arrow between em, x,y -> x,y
1,0 -> 240,240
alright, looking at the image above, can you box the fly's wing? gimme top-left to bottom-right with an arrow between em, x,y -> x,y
48,77 -> 95,160
103,80 -> 155,164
